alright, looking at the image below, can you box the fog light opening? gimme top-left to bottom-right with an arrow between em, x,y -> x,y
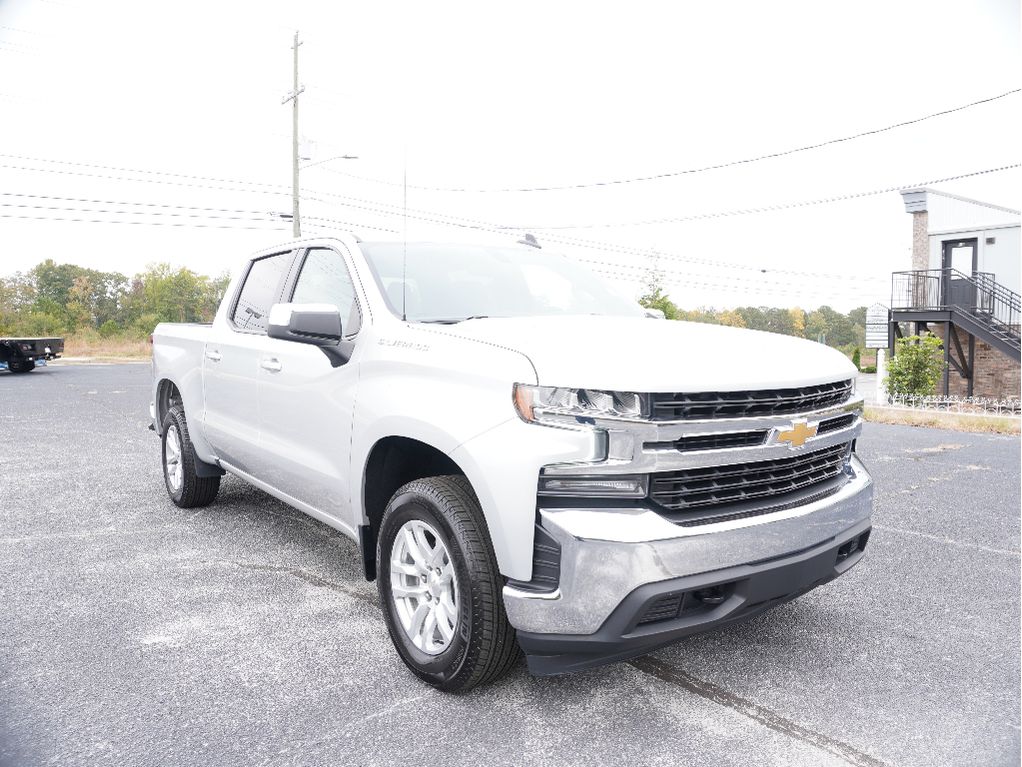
857,529 -> 871,552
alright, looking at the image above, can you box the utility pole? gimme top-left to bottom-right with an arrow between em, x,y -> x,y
282,31 -> 305,238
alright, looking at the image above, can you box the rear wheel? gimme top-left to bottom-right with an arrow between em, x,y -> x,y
7,359 -> 35,373
377,475 -> 519,692
162,405 -> 220,508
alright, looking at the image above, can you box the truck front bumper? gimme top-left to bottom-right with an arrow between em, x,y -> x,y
505,455 -> 873,675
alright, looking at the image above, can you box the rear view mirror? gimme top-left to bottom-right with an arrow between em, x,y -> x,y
268,303 -> 342,346
267,303 -> 352,367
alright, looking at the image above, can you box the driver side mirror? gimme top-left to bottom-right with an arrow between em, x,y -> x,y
268,303 -> 342,344
267,303 -> 351,367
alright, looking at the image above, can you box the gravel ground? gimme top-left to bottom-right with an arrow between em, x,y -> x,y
1,364 -> 1019,767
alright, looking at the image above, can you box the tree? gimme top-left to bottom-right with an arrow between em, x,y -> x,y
847,306 -> 868,328
638,271 -> 678,320
65,275 -> 94,331
717,309 -> 746,328
788,307 -> 806,337
885,335 -> 944,397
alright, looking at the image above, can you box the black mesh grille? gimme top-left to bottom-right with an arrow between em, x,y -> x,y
650,442 -> 851,513
505,524 -> 560,593
650,379 -> 853,421
637,593 -> 684,625
667,431 -> 767,452
817,413 -> 856,435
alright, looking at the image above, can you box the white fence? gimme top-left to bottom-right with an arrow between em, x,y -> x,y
886,394 -> 1021,416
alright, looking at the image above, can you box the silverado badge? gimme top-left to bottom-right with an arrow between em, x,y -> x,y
774,419 -> 818,449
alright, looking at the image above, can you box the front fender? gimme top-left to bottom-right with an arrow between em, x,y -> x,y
450,418 -> 599,581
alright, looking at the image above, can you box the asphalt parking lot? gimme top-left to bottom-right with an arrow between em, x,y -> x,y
1,364 -> 1019,767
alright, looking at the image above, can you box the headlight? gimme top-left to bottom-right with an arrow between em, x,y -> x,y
513,384 -> 647,424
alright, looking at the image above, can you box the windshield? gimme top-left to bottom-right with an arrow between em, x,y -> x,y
359,243 -> 644,322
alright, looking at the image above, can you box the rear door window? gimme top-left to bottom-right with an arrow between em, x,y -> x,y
231,252 -> 290,333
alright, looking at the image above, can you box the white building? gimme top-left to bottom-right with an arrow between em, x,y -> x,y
891,188 -> 1020,399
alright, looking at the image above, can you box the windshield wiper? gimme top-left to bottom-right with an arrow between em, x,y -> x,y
417,315 -> 493,324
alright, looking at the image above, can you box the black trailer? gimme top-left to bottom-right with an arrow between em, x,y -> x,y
0,337 -> 64,373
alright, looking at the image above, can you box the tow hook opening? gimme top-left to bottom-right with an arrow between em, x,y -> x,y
692,584 -> 731,606
836,529 -> 871,563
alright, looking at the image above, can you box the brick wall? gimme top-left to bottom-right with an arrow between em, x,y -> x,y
911,211 -> 929,272
934,324 -> 1021,399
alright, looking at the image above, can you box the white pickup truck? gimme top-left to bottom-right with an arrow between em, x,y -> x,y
150,236 -> 873,691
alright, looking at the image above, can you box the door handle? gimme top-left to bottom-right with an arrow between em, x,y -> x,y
260,358 -> 283,373
205,350 -> 222,362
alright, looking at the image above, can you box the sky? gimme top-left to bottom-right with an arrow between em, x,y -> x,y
0,0 -> 1019,311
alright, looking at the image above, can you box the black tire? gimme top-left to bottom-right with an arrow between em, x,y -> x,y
161,405 -> 220,508
8,359 -> 35,373
377,475 -> 519,692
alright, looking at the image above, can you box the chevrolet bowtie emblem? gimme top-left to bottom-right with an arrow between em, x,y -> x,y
776,419 -> 818,449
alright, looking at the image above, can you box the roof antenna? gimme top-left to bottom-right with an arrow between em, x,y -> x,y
517,233 -> 542,249
402,143 -> 407,321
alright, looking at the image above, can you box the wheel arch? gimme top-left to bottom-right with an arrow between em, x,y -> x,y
154,378 -> 183,433
359,435 -> 470,581
152,375 -> 220,470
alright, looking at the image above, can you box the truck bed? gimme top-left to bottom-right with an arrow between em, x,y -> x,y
0,336 -> 64,371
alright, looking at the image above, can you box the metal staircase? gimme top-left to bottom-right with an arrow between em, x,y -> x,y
891,268 -> 1021,361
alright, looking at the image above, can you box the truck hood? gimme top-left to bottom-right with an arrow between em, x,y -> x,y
425,315 -> 856,391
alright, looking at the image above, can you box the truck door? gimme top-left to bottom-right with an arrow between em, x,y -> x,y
255,246 -> 362,525
202,251 -> 292,474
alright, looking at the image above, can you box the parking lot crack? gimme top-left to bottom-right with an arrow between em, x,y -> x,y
872,525 -> 1020,557
629,656 -> 892,767
215,560 -> 380,608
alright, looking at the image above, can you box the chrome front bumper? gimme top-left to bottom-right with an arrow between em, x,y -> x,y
503,455 -> 873,636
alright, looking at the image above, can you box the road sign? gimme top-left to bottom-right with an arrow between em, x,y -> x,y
865,303 -> 889,349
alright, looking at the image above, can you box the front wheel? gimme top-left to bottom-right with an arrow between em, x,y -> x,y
377,475 -> 519,692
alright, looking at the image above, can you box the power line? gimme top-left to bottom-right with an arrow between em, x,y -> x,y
300,187 -> 888,282
0,153 -> 944,282
304,215 -> 401,235
312,88 -> 1022,193
588,266 -> 885,302
0,191 -> 278,216
575,254 -> 886,290
302,187 -> 891,283
520,164 -> 1022,229
6,152 -> 1007,262
0,24 -> 48,36
590,268 -> 886,303
0,212 -> 290,231
0,156 -> 894,283
0,153 -> 289,191
1,201 -> 282,224
0,162 -> 291,199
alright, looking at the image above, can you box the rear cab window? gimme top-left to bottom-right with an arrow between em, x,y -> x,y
230,252 -> 290,333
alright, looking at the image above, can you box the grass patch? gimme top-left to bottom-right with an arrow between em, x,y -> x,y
62,332 -> 151,360
865,406 -> 1020,435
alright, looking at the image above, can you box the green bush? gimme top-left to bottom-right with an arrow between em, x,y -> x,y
884,335 -> 943,397
860,365 -> 877,374
98,320 -> 122,338
851,347 -> 861,370
19,311 -> 66,336
129,313 -> 161,339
